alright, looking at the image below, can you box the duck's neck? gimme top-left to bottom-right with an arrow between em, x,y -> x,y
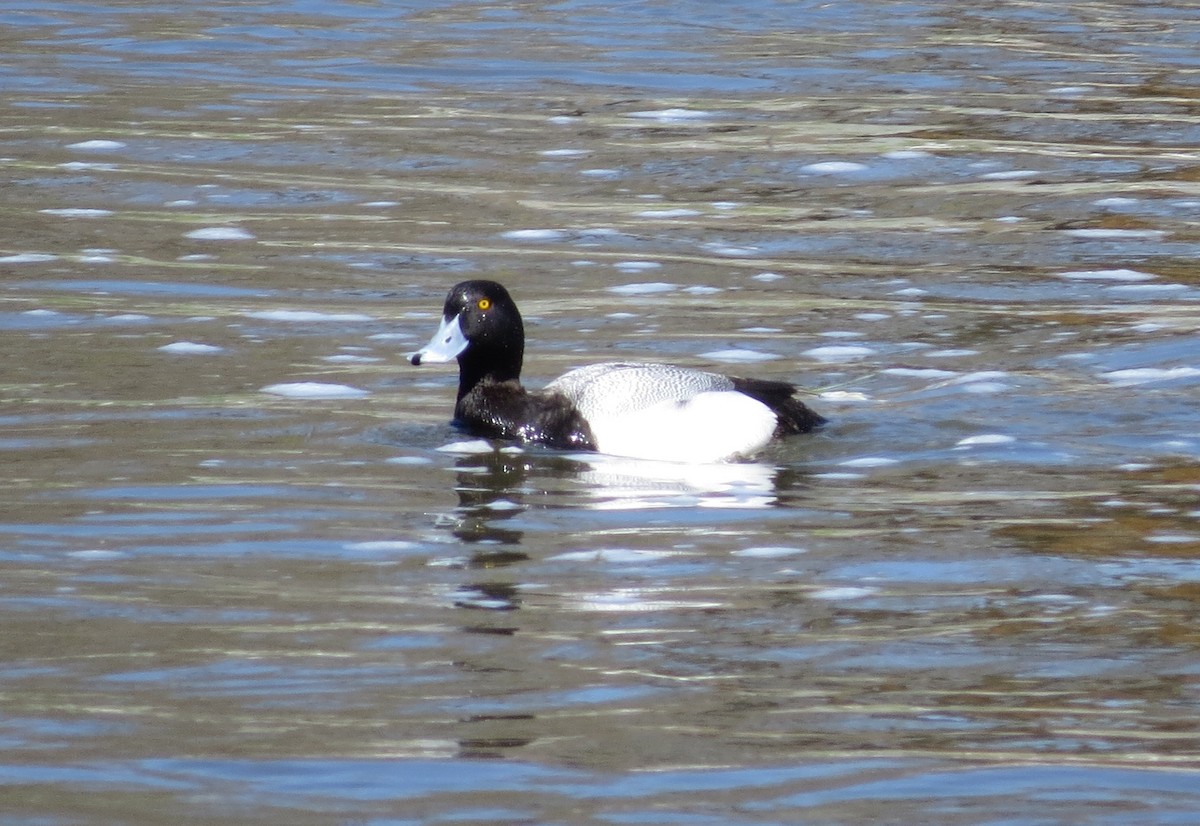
455,344 -> 524,403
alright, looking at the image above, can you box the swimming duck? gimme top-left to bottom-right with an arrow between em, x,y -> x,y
409,280 -> 824,462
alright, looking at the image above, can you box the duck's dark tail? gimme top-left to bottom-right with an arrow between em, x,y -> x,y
730,377 -> 827,436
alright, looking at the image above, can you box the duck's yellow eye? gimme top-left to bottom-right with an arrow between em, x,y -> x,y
477,298 -> 491,311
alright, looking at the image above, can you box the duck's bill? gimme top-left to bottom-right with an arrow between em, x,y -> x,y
408,313 -> 468,365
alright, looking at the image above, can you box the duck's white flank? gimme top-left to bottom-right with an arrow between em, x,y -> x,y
547,362 -> 778,463
591,390 -> 777,462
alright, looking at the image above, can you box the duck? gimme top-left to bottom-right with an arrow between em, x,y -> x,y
409,280 -> 825,463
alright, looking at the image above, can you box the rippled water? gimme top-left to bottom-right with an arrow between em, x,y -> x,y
4,1 -> 1200,822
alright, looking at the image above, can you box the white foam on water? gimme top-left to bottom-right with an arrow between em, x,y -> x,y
40,208 -> 114,218
608,281 -> 675,295
580,168 -> 621,178
185,226 -> 255,241
613,261 -> 664,272
1092,197 -> 1139,207
801,161 -> 868,174
923,349 -> 980,358
59,161 -> 117,171
261,382 -> 370,399
855,312 -> 891,321
956,434 -> 1016,447
960,382 -> 1009,394
802,344 -> 875,362
436,439 -> 497,454
636,208 -> 701,218
981,170 -> 1038,180
752,271 -> 785,282
385,456 -> 434,466
882,367 -> 959,379
0,253 -> 58,263
245,310 -> 374,322
343,540 -> 420,552
1146,533 -> 1200,544
819,391 -> 871,402
158,341 -> 223,355
569,588 -> 724,612
539,148 -> 589,157
1058,268 -> 1156,281
732,546 -> 807,558
322,354 -> 382,363
500,228 -> 566,241
68,549 -> 128,560
1107,283 -> 1187,293
810,586 -> 880,600
948,371 -> 1010,384
1101,367 -> 1200,386
67,139 -> 126,150
699,349 -> 779,363
839,457 -> 899,468
548,548 -> 683,563
683,285 -> 722,295
704,244 -> 758,257
1062,228 -> 1166,239
625,108 -> 715,121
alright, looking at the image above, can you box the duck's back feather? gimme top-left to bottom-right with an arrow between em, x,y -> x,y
546,362 -> 734,421
729,376 -> 827,436
545,362 -> 819,462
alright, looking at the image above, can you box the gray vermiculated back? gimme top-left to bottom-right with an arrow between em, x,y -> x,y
546,362 -> 734,421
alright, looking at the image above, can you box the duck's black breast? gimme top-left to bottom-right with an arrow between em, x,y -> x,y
454,379 -> 597,451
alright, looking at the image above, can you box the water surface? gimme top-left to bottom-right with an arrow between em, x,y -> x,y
3,1 -> 1200,823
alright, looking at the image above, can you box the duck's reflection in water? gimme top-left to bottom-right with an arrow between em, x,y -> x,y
441,449 -> 546,611
566,451 -> 781,510
442,443 -> 800,554
439,446 -> 805,759
446,445 -> 788,536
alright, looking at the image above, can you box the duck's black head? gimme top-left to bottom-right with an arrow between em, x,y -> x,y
409,280 -> 526,398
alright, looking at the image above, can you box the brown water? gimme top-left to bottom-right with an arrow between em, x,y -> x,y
3,1 -> 1200,823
